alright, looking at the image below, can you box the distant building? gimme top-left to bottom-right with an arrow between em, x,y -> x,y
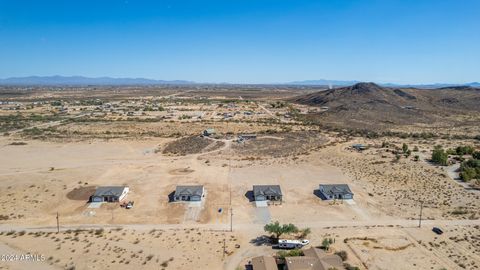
174,185 -> 205,202
238,134 -> 257,143
253,185 -> 282,202
90,186 -> 129,202
318,184 -> 353,200
352,144 -> 367,151
202,128 -> 216,136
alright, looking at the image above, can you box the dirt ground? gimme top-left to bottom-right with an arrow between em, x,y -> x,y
0,135 -> 479,269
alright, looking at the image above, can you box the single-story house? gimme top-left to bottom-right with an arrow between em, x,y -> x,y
285,247 -> 345,270
174,185 -> 205,202
253,185 -> 282,202
202,128 -> 216,136
352,144 -> 367,151
251,247 -> 345,270
251,255 -> 278,270
90,186 -> 129,202
318,184 -> 353,200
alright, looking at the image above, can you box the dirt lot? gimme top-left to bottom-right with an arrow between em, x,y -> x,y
162,136 -> 225,155
0,228 -> 240,270
232,131 -> 328,158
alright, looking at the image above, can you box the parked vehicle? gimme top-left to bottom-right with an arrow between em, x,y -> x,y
125,201 -> 133,209
277,239 -> 310,249
432,227 -> 443,235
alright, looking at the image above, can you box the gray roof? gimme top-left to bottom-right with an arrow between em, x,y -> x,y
93,186 -> 127,197
319,184 -> 353,196
204,128 -> 215,134
175,185 -> 204,196
253,185 -> 282,197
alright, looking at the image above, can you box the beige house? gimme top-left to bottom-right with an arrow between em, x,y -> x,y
251,256 -> 278,270
251,247 -> 345,270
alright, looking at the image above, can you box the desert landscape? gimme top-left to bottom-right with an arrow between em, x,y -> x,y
0,83 -> 479,270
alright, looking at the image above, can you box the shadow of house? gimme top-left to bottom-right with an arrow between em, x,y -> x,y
245,190 -> 255,202
167,191 -> 175,203
313,189 -> 328,200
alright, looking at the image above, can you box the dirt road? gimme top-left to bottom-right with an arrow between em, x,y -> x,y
1,218 -> 478,234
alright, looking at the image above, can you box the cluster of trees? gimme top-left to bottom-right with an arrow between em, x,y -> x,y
264,221 -> 311,240
447,145 -> 476,156
430,144 -> 479,180
270,101 -> 287,108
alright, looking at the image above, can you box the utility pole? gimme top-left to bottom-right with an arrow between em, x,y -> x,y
56,212 -> 59,233
230,207 -> 233,232
418,201 -> 424,228
222,238 -> 226,260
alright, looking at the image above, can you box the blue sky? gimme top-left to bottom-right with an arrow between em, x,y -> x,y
0,0 -> 479,84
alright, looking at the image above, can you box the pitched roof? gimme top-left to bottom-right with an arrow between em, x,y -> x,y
93,186 -> 127,197
319,184 -> 353,196
286,247 -> 345,270
174,185 -> 204,196
253,185 -> 282,197
251,256 -> 278,270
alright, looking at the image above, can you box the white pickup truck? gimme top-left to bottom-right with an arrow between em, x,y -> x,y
277,239 -> 310,249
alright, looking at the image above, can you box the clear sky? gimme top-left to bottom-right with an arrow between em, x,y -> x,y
0,0 -> 479,84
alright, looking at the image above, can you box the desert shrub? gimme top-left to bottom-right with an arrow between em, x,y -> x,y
343,264 -> 360,270
335,250 -> 348,261
322,238 -> 332,251
451,208 -> 469,215
402,143 -> 408,153
456,145 -> 475,155
459,159 -> 480,181
431,146 -> 448,166
277,249 -> 303,259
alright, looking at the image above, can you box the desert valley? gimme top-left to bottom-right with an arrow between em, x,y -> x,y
0,83 -> 479,270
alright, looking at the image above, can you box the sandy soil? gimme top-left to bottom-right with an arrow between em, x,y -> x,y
0,119 -> 479,269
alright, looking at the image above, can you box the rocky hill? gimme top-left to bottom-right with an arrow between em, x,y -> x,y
291,82 -> 480,130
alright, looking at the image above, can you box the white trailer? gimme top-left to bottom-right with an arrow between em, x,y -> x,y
277,239 -> 310,249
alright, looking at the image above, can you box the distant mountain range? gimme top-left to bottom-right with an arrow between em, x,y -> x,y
288,79 -> 361,86
0,76 -> 194,86
0,76 -> 478,88
287,79 -> 480,89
